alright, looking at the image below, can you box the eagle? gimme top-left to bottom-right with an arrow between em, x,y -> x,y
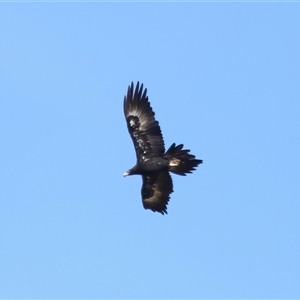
123,82 -> 203,214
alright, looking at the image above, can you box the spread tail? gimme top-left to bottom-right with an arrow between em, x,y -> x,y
164,143 -> 203,176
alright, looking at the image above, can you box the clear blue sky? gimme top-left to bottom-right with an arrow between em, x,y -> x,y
1,2 -> 300,299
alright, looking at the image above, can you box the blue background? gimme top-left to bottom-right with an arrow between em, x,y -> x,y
1,3 -> 300,298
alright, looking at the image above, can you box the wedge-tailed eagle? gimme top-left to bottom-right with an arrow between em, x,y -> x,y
123,82 -> 203,214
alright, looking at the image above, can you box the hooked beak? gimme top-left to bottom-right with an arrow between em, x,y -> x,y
123,171 -> 130,177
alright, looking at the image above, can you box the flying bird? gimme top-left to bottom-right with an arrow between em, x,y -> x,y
123,82 -> 203,214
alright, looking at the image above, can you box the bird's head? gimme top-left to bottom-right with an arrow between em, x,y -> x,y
123,165 -> 139,177
123,170 -> 131,177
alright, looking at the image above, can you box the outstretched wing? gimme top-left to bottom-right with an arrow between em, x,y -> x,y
124,82 -> 165,161
141,170 -> 173,215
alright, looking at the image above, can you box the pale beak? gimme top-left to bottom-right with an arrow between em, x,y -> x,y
123,171 -> 130,177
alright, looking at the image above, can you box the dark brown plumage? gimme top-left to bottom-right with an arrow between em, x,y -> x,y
123,82 -> 202,214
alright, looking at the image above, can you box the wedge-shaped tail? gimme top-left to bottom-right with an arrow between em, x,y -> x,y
164,143 -> 203,176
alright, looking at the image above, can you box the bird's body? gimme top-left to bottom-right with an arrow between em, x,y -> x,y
124,157 -> 168,176
123,82 -> 203,214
